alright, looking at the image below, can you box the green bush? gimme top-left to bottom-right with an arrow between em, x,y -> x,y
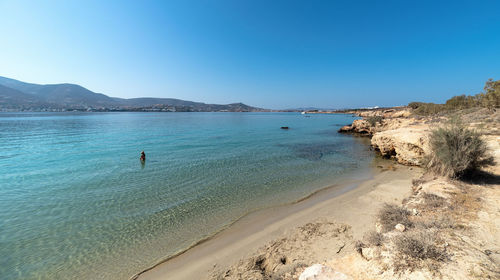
426,121 -> 493,178
408,102 -> 424,110
481,78 -> 500,109
409,79 -> 499,115
445,94 -> 478,109
414,103 -> 447,115
366,116 -> 383,126
408,101 -> 448,115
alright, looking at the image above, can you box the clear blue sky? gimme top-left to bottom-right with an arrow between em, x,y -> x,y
1,0 -> 499,109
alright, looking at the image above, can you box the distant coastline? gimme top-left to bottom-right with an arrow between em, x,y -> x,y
0,107 -> 270,113
0,76 -> 267,112
0,75 -> 400,113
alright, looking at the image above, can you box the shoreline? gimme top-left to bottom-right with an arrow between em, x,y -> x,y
133,162 -> 421,280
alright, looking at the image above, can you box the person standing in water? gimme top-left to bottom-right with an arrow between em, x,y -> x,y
140,151 -> 146,162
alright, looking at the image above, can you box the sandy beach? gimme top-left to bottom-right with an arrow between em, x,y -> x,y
134,162 -> 421,280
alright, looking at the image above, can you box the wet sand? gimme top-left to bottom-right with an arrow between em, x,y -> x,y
133,164 -> 421,280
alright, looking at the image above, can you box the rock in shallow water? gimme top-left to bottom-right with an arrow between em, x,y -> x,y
338,119 -> 373,135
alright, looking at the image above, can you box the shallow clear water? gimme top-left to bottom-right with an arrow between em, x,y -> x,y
0,112 -> 372,280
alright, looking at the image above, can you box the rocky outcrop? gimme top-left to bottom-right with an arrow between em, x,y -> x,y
357,109 -> 411,118
370,127 -> 430,165
338,119 -> 374,136
338,107 -> 431,166
338,109 -> 413,138
388,110 -> 412,118
342,107 -> 498,167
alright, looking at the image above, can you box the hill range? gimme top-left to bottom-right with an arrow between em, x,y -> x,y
0,76 -> 265,112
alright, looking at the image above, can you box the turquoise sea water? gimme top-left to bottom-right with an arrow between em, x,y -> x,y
0,112 -> 373,280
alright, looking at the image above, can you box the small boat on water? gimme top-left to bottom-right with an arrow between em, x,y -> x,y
301,111 -> 306,115
280,126 -> 289,129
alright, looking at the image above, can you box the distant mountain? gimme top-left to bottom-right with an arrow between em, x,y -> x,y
0,76 -> 265,112
0,84 -> 56,109
0,76 -> 117,108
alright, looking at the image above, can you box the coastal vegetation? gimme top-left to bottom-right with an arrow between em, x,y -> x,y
332,95 -> 499,278
377,203 -> 413,233
393,231 -> 448,273
364,231 -> 384,247
409,78 -> 500,115
366,115 -> 383,127
426,120 -> 493,178
356,178 -> 481,275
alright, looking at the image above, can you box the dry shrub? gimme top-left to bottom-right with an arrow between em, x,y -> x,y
414,215 -> 455,230
412,178 -> 425,187
393,231 -> 447,272
378,203 -> 413,232
365,230 -> 384,247
422,193 -> 447,209
426,121 -> 494,178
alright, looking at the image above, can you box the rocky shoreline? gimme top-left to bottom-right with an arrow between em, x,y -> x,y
338,108 -> 430,165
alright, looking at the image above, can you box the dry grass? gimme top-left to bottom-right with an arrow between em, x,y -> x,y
377,203 -> 413,233
392,191 -> 450,273
414,214 -> 455,230
422,193 -> 447,209
360,167 -> 489,277
378,203 -> 413,232
412,178 -> 426,187
448,185 -> 482,221
414,191 -> 455,230
364,231 -> 384,247
393,231 -> 448,273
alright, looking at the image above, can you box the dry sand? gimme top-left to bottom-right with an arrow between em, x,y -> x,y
133,163 -> 422,280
